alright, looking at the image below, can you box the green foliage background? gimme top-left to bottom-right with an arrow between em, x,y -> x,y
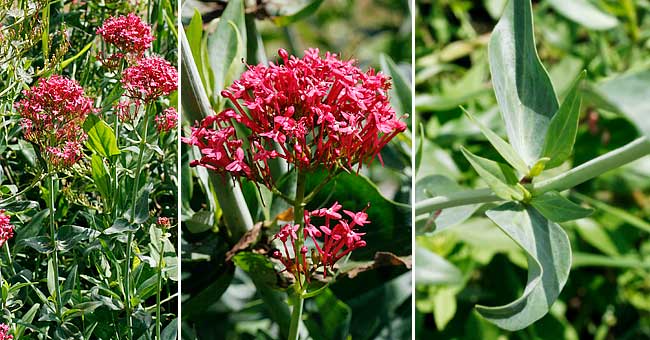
415,0 -> 650,339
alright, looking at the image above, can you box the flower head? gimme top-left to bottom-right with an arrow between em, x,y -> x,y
155,107 -> 178,133
272,203 -> 370,281
156,217 -> 171,229
0,323 -> 11,340
121,56 -> 178,102
0,211 -> 15,248
97,13 -> 154,57
184,49 -> 407,187
14,75 -> 94,168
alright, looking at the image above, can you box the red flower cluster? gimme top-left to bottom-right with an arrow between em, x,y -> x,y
0,210 -> 15,248
121,56 -> 178,103
272,202 -> 369,281
184,49 -> 407,187
14,75 -> 94,167
0,323 -> 11,340
155,107 -> 178,133
156,217 -> 171,229
96,13 -> 154,58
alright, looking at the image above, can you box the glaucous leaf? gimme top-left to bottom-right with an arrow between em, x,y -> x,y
597,69 -> 650,140
547,0 -> 618,30
480,202 -> 571,331
460,146 -> 524,201
489,0 -> 559,166
530,191 -> 593,223
542,71 -> 585,169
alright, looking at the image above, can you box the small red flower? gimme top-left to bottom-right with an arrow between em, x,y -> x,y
14,75 -> 94,167
155,107 -> 178,133
0,210 -> 15,248
156,217 -> 171,229
121,56 -> 178,103
272,203 -> 370,280
97,13 -> 154,58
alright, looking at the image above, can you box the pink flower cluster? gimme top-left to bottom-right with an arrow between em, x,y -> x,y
14,75 -> 94,168
272,202 -> 369,281
155,107 -> 178,133
184,49 -> 407,187
0,210 -> 15,248
96,13 -> 154,58
121,56 -> 178,103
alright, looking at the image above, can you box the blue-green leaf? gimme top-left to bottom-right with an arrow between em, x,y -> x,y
542,71 -> 585,169
530,191 -> 593,223
380,54 -> 412,119
597,69 -> 650,140
547,0 -> 618,30
480,202 -> 571,331
489,0 -> 559,166
460,147 -> 525,201
207,0 -> 246,104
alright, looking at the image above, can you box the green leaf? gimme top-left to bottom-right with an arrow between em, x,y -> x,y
161,318 -> 178,340
271,0 -> 324,26
414,246 -> 462,285
433,286 -> 458,331
460,147 -> 524,201
480,202 -> 572,331
47,258 -> 56,296
207,0 -> 247,103
415,175 -> 479,234
489,0 -> 559,166
597,69 -> 650,140
530,191 -> 593,223
60,42 -> 93,69
415,123 -> 424,175
303,288 -> 351,340
542,71 -> 586,169
90,154 -> 110,200
185,9 -> 210,93
232,252 -> 277,287
547,0 -> 618,30
83,114 -> 120,158
380,54 -> 412,119
462,107 -> 528,175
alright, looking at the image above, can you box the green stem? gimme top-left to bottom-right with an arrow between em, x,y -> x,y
124,104 -> 151,338
155,227 -> 165,340
48,171 -> 63,323
112,114 -> 120,220
288,170 -> 307,340
287,293 -> 304,340
415,137 -> 650,215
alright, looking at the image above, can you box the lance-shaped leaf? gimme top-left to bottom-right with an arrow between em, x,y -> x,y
460,147 -> 524,201
462,107 -> 528,175
207,0 -> 246,104
547,0 -> 618,30
597,69 -> 650,140
480,202 -> 571,331
489,0 -> 559,166
380,54 -> 412,121
542,71 -> 585,169
530,191 -> 593,223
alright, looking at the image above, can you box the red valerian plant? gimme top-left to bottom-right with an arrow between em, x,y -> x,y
0,323 -> 12,340
185,48 -> 406,340
0,210 -> 14,248
96,13 -> 154,58
14,75 -> 94,167
121,56 -> 178,103
272,202 -> 369,281
184,48 -> 407,188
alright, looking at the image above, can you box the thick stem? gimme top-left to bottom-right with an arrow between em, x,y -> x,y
415,137 -> 650,215
287,293 -> 304,340
288,170 -> 307,340
48,171 -> 63,323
